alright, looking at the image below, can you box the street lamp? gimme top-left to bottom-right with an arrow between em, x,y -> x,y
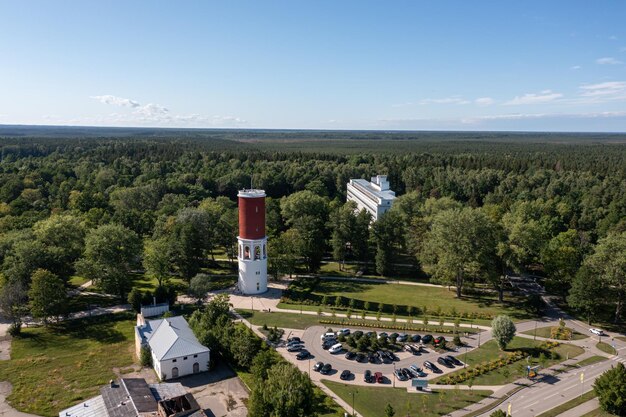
351,390 -> 357,417
393,363 -> 396,388
534,320 -> 537,341
251,296 -> 254,312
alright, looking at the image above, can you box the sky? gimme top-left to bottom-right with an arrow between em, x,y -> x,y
1,1 -> 625,132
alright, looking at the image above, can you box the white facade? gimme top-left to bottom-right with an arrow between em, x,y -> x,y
135,316 -> 210,381
347,175 -> 396,221
237,237 -> 268,294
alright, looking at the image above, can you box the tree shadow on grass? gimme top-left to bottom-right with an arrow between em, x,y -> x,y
50,313 -> 132,344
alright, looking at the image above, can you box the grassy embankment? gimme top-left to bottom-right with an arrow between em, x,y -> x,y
432,337 -> 584,386
322,380 -> 492,417
279,279 -> 533,326
0,313 -> 136,417
522,325 -> 589,340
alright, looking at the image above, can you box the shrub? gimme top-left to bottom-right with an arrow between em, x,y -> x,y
8,322 -> 21,337
140,344 -> 152,367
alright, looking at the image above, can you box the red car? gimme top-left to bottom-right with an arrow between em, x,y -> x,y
374,372 -> 384,383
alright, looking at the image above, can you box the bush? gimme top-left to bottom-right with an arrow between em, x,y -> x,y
453,334 -> 462,346
140,344 -> 152,367
594,362 -> 626,416
8,322 -> 21,337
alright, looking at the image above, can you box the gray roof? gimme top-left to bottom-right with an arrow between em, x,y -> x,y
140,316 -> 209,361
59,395 -> 107,417
149,383 -> 187,402
350,179 -> 397,202
121,379 -> 157,414
100,382 -> 137,417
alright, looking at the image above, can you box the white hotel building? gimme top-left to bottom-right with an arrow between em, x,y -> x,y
347,175 -> 396,221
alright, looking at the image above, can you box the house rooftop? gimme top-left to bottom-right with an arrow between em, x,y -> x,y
138,316 -> 209,361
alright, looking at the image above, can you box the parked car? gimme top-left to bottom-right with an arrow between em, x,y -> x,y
364,370 -> 373,383
403,344 -> 414,353
397,333 -> 408,342
434,336 -> 446,346
424,361 -> 441,373
353,330 -> 364,339
345,351 -> 357,360
313,361 -> 324,372
422,334 -> 434,344
408,344 -> 421,355
389,332 -> 399,339
287,344 -> 303,352
337,328 -> 351,336
287,336 -> 301,343
412,344 -> 426,353
401,368 -> 412,379
340,370 -> 351,380
590,328 -> 605,336
287,340 -> 302,347
410,334 -> 422,343
405,367 -> 418,378
296,350 -> 310,360
445,355 -> 463,366
437,356 -> 454,368
394,368 -> 408,381
321,332 -> 336,340
386,351 -> 399,361
374,371 -> 384,383
329,343 -> 343,354
368,353 -> 377,363
378,332 -> 388,340
322,340 -> 335,350
320,363 -> 332,375
355,353 -> 367,363
409,365 -> 427,377
365,331 -> 376,338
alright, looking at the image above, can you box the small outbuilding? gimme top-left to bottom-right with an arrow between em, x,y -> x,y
136,315 -> 210,380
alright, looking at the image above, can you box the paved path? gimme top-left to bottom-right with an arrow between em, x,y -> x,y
559,397 -> 600,417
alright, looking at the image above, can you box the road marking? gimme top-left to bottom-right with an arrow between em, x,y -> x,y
545,393 -> 559,399
563,384 -> 576,391
525,401 -> 539,408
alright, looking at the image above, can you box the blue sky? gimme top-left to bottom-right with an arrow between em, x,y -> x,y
1,1 -> 625,132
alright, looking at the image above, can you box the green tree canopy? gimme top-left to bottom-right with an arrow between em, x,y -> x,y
593,362 -> 626,416
28,269 -> 68,324
491,315 -> 516,350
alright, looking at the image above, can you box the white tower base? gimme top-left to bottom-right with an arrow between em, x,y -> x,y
237,237 -> 268,294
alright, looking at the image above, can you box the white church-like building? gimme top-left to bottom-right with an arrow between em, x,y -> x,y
237,189 -> 268,294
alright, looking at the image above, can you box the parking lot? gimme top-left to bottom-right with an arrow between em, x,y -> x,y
277,325 -> 477,388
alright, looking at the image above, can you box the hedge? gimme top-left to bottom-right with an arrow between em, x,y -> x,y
318,319 -> 478,334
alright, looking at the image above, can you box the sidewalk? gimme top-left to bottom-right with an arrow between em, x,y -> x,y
559,397 -> 599,417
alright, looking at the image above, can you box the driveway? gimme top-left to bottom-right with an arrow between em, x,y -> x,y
279,325 -> 480,388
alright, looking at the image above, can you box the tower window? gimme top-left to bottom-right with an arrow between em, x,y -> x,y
263,244 -> 266,258
244,245 -> 250,259
257,282 -> 260,291
254,246 -> 261,260
255,206 -> 259,213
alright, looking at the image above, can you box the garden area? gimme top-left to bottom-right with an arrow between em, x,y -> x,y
280,278 -> 536,325
0,312 -> 136,417
322,381 -> 492,417
433,337 -> 584,386
522,324 -> 588,341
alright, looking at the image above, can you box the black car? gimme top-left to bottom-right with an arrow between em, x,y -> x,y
287,344 -> 303,352
365,331 -> 376,338
345,351 -> 357,360
405,367 -> 418,378
288,336 -> 301,343
368,353 -> 377,363
389,332 -> 399,339
322,340 -> 335,350
437,356 -> 454,368
378,332 -> 388,339
386,351 -> 399,361
445,355 -> 463,366
340,370 -> 351,380
313,361 -> 324,372
364,370 -> 373,383
410,334 -> 422,343
422,334 -> 434,344
353,330 -> 364,339
424,360 -> 441,373
320,363 -> 332,375
355,353 -> 367,363
401,368 -> 412,379
296,350 -> 310,360
394,368 -> 408,381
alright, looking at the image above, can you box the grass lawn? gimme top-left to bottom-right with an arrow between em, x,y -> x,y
304,280 -> 533,321
522,326 -> 589,340
616,336 -> 626,343
581,408 -> 617,417
318,261 -> 426,282
575,356 -> 608,367
237,309 -> 323,329
433,337 -> 584,386
322,380 -> 492,417
596,342 -> 617,355
0,312 -> 136,417
68,275 -> 90,288
66,292 -> 122,313
536,390 -> 596,417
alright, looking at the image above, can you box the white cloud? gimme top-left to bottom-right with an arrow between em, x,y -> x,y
91,95 -> 140,108
89,95 -> 245,127
503,90 -> 563,105
461,110 -> 626,124
579,81 -> 626,97
570,65 -> 581,70
418,97 -> 470,105
596,57 -> 623,65
475,97 -> 495,106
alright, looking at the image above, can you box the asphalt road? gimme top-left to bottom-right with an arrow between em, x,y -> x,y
278,325 -> 477,387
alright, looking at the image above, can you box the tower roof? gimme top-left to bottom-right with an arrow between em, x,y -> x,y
238,189 -> 266,198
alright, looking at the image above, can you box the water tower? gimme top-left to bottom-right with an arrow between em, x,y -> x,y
237,189 -> 268,294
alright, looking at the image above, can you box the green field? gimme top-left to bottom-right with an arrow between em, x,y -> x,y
596,342 -> 617,355
433,337 -> 584,386
304,280 -> 532,321
237,309 -> 323,329
522,326 -> 589,340
322,380 -> 492,417
0,313 -> 136,416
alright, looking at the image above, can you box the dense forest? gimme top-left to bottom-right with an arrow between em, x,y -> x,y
0,128 -> 625,330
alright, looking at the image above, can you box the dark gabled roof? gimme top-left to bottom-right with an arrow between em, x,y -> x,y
121,379 -> 158,413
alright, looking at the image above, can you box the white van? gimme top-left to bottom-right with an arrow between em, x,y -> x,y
321,332 -> 336,341
329,343 -> 343,354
